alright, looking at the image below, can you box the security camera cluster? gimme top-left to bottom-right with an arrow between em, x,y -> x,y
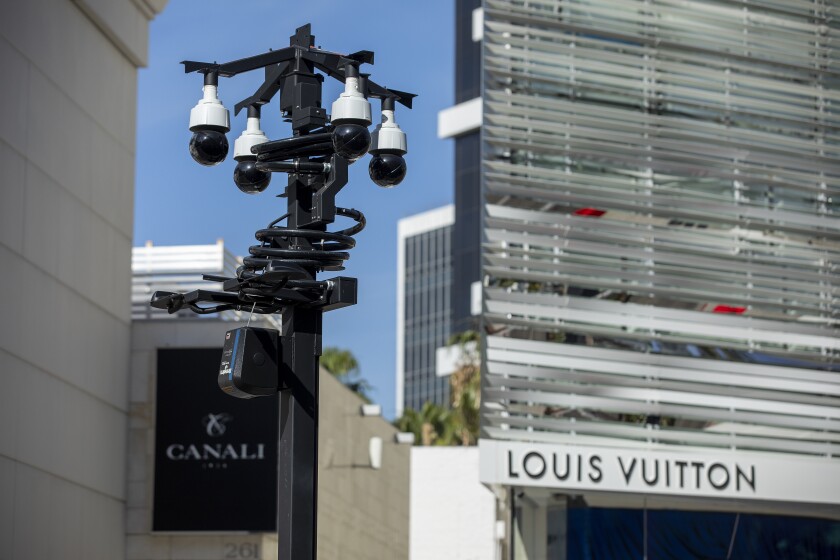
153,24 -> 415,321
151,24 -> 416,386
186,46 -> 411,192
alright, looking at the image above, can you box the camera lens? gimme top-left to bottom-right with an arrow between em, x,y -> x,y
233,160 -> 271,194
332,124 -> 371,162
189,129 -> 229,166
368,153 -> 406,188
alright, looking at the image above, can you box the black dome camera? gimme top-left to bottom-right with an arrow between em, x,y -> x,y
368,153 -> 406,188
188,71 -> 230,166
190,130 -> 229,167
233,160 -> 270,193
332,123 -> 371,161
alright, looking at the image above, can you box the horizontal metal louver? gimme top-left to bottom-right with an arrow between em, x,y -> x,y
484,335 -> 840,457
481,0 -> 839,461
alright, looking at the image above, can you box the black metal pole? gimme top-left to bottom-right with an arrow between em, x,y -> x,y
277,27 -> 326,559
278,305 -> 322,559
277,172 -> 325,559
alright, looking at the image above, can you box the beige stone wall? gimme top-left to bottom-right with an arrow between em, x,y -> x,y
0,1 -> 162,558
317,368 -> 410,560
128,320 -> 409,560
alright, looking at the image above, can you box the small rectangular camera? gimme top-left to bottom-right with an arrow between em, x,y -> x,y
219,327 -> 279,398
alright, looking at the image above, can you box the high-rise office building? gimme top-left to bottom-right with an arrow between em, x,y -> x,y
476,1 -> 840,557
396,0 -> 484,416
396,205 -> 455,416
450,0 -> 484,335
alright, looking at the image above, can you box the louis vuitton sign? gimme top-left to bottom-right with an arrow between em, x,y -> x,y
480,440 -> 840,505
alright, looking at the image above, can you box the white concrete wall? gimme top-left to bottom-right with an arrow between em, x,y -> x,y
0,1 -> 162,558
410,447 -> 498,560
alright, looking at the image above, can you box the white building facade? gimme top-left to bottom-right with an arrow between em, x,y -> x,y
0,1 -> 165,557
410,447 -> 500,560
476,1 -> 840,557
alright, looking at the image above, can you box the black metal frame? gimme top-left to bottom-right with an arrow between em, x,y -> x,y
150,24 -> 414,560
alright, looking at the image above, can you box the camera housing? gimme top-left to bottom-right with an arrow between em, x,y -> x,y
331,63 -> 372,127
188,72 -> 231,166
330,63 -> 372,162
370,97 -> 407,155
233,105 -> 270,159
368,97 -> 407,187
233,105 -> 271,193
189,72 -> 230,132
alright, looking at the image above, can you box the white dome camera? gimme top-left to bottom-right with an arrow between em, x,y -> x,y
188,72 -> 231,166
370,96 -> 407,156
233,105 -> 271,194
189,71 -> 230,132
234,105 -> 269,160
331,63 -> 371,126
330,61 -> 373,162
368,96 -> 407,188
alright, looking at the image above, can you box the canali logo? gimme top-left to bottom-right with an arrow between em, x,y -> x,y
165,412 -> 266,463
202,412 -> 232,437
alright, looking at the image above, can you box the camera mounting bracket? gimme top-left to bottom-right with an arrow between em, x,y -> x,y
183,24 -> 415,116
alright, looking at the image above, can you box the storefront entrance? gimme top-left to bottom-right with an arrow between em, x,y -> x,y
512,491 -> 840,559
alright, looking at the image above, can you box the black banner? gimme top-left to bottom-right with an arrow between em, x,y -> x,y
153,348 -> 278,532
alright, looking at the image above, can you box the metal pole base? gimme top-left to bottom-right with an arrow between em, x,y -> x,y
278,307 -> 322,559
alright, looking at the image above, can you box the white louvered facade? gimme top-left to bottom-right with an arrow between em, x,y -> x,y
480,0 -> 840,508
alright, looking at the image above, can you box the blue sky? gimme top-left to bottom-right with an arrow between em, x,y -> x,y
134,0 -> 455,419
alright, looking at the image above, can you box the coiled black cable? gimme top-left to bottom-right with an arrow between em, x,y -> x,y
241,207 -> 366,281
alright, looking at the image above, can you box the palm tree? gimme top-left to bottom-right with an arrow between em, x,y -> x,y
447,330 -> 481,445
321,347 -> 373,402
395,402 -> 459,446
394,331 -> 482,446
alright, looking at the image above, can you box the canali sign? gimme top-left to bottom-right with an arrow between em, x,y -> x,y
480,440 -> 840,505
153,348 -> 278,532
